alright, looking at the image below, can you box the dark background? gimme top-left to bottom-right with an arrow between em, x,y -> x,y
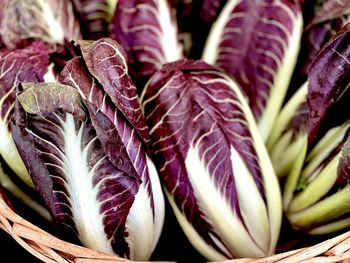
0,229 -> 41,262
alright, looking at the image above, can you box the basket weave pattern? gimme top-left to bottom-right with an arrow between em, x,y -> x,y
1,192 -> 350,262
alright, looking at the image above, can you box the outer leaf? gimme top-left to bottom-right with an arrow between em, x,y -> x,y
0,0 -> 81,49
18,83 -> 85,117
72,0 -> 117,39
0,41 -> 50,186
141,59 -> 281,260
58,57 -> 137,170
202,0 -> 303,141
307,23 -> 350,144
110,0 -> 183,91
75,38 -> 151,145
11,82 -> 163,260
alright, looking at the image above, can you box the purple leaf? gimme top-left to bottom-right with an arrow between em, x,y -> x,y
75,38 -> 151,145
0,41 -> 50,186
202,0 -> 303,141
58,55 -> 160,224
0,41 -> 50,122
307,23 -> 350,144
58,56 -> 137,169
110,0 -> 183,90
59,56 -> 151,186
57,40 -> 165,259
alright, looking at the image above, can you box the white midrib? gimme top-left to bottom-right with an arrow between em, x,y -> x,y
157,0 -> 183,62
39,0 -> 65,44
125,155 -> 165,260
43,63 -> 57,82
62,114 -> 113,254
184,145 -> 267,258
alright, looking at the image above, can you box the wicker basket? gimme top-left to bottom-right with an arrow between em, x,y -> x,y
1,192 -> 350,263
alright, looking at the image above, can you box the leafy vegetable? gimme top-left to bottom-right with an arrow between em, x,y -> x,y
0,41 -> 51,187
59,39 -> 165,254
110,0 -> 183,92
141,59 -> 282,260
202,0 -> 303,141
0,0 -> 81,49
11,81 -> 164,260
283,23 -> 350,234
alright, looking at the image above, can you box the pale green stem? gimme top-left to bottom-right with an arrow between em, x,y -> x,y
283,135 -> 307,211
271,130 -> 306,177
288,153 -> 340,213
303,121 -> 350,179
288,185 -> 350,229
266,82 -> 307,150
310,217 -> 350,235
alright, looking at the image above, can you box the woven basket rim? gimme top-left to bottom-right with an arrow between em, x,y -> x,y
1,192 -> 350,263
